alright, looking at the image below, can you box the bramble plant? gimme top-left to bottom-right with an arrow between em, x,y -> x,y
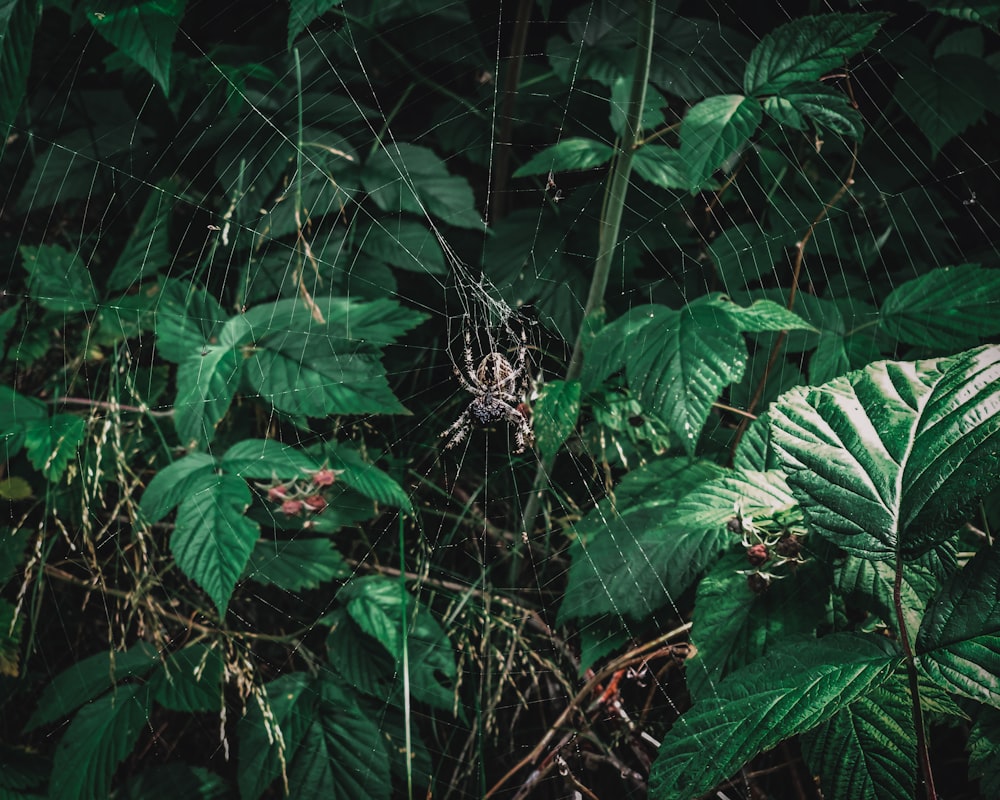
1,1 -> 999,799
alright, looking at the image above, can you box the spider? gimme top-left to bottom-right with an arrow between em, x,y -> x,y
440,327 -> 535,454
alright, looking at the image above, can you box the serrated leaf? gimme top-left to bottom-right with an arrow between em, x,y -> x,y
679,94 -> 761,191
0,0 -> 41,136
800,676 -> 916,800
810,332 -> 851,384
246,538 -> 349,591
631,145 -> 689,190
581,304 -> 668,390
154,279 -> 227,364
151,644 -> 222,713
744,13 -> 888,96
763,84 -> 864,138
895,54 -> 994,157
725,297 -> 817,334
327,445 -> 411,512
19,244 -> 97,312
880,264 -> 1000,349
106,185 -> 173,292
533,379 -> 581,460
49,684 -> 150,800
687,553 -> 829,701
220,439 -> 318,481
626,298 -> 746,456
648,634 -> 900,799
512,137 -> 614,178
26,643 -> 158,730
287,0 -> 342,50
170,474 -> 259,616
22,414 -> 86,482
968,706 -> 1000,798
140,452 -> 217,523
88,0 -> 186,96
325,607 -> 397,700
361,218 -> 446,275
362,143 -> 481,229
341,575 -> 456,710
770,346 -> 1000,560
917,542 -> 1000,706
173,347 -> 241,449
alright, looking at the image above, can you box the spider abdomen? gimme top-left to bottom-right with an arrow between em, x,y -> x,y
470,395 -> 510,425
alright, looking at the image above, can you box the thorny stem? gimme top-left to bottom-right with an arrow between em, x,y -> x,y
895,554 -> 938,799
483,621 -> 691,799
517,0 -> 656,546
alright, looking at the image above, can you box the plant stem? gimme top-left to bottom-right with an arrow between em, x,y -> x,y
894,554 -> 938,799
517,0 -> 656,547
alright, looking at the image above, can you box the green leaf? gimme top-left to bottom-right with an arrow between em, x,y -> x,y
0,527 -> 31,585
631,145 -> 689,190
559,458 -> 729,624
117,763 -> 230,800
140,452 -> 217,523
287,0 -> 343,50
810,332 -> 851,384
687,553 -> 829,702
648,634 -> 900,799
917,542 -> 1000,706
362,143 -> 481,229
968,706 -> 1000,798
610,78 -> 665,137
151,644 -> 222,713
246,538 -> 349,591
106,185 -> 173,292
581,304 -> 668,390
799,675 -> 916,800
512,137 -> 614,178
725,297 -> 817,334
340,575 -> 456,710
769,347 -> 1000,560
880,264 -> 1000,349
895,54 -> 994,157
0,597 -> 22,676
325,607 -> 397,700
173,347 -> 241,449
744,13 -> 888,96
22,414 -> 87,482
763,84 -> 864,138
0,0 -> 41,136
88,0 -> 186,96
679,94 -> 761,191
533,379 -> 581,460
0,741 -> 48,794
154,279 -> 227,364
170,474 -> 259,616
220,439 -> 318,481
19,244 -> 97,312
361,218 -> 446,275
26,643 -> 158,730
50,684 -> 150,800
626,298 -> 746,456
708,223 -> 785,292
327,445 -> 411,512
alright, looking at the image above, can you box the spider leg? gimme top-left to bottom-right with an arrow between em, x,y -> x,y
441,408 -> 473,449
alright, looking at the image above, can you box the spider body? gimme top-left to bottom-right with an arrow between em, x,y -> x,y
441,330 -> 534,454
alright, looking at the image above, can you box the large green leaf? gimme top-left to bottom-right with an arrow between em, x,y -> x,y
630,145 -> 689,191
220,439 -> 318,481
895,54 -> 994,157
686,553 -> 829,702
361,218 -> 446,275
340,575 -> 456,710
170,474 -> 259,616
49,684 -> 151,800
106,185 -> 173,292
744,13 -> 888,96
648,634 -> 900,799
0,0 -> 41,135
88,0 -> 186,96
19,244 -> 97,312
763,84 -> 864,138
625,298 -> 746,456
173,347 -> 241,449
151,644 -> 223,713
246,538 -> 349,591
917,542 -> 1000,706
533,379 -> 581,460
679,94 -> 761,191
325,445 -> 411,511
799,675 -> 916,800
22,414 -> 86,482
140,452 -> 217,523
769,346 -> 1000,560
512,137 -> 614,178
155,279 -> 227,364
362,143 -> 481,229
880,264 -> 1000,349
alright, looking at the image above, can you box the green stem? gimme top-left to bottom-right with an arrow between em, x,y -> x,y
516,0 -> 657,551
894,553 -> 937,799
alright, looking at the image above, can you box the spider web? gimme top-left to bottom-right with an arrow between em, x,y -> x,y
2,1 -> 1000,799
